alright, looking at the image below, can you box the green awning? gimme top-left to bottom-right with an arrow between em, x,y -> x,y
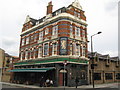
8,67 -> 55,72
14,58 -> 88,66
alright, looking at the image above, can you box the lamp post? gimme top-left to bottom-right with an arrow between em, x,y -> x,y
63,60 -> 67,90
91,31 -> 102,88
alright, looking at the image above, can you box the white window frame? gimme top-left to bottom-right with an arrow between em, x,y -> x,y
52,25 -> 58,35
45,28 -> 49,35
21,38 -> 25,46
70,25 -> 73,35
38,47 -> 42,58
75,27 -> 80,36
70,43 -> 73,55
76,44 -> 80,56
43,43 -> 49,56
39,31 -> 43,40
82,46 -> 86,57
82,30 -> 86,38
78,13 -> 80,18
25,50 -> 28,60
26,37 -> 29,44
52,43 -> 57,56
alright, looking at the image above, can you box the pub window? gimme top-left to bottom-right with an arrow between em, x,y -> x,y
26,37 -> 29,44
74,11 -> 77,16
25,50 -> 28,60
75,27 -> 80,36
34,33 -> 38,41
39,31 -> 43,40
21,38 -> 25,46
82,30 -> 86,38
70,25 -> 73,35
44,43 -> 49,55
78,13 -> 80,18
30,35 -> 34,42
30,50 -> 34,58
52,25 -> 58,35
116,73 -> 120,80
45,28 -> 49,35
94,73 -> 101,80
34,48 -> 38,58
105,73 -> 113,80
52,43 -> 57,55
38,47 -> 42,58
22,52 -> 25,60
80,71 -> 86,80
82,46 -> 86,56
76,44 -> 80,56
70,43 -> 73,55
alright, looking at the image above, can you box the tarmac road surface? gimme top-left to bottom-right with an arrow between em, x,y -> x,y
1,84 -> 120,90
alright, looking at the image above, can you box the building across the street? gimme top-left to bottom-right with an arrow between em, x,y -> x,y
10,0 -> 89,87
0,48 -> 19,82
88,52 -> 120,84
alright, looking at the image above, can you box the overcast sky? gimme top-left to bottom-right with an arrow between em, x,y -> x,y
0,0 -> 119,57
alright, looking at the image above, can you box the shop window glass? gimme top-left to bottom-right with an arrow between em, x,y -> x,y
105,73 -> 113,80
94,73 -> 101,80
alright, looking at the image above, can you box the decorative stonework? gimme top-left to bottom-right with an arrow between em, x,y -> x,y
72,0 -> 82,10
24,15 -> 31,24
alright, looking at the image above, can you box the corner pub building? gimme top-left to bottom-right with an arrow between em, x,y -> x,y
10,0 -> 89,87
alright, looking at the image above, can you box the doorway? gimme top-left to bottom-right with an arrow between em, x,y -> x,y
59,69 -> 67,86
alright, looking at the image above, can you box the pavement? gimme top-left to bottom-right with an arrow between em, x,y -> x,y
0,82 -> 119,89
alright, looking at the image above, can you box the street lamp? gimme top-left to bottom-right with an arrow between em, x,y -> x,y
63,60 -> 67,90
91,31 -> 102,88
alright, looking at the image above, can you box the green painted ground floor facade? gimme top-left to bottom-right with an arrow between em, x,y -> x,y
10,57 -> 89,87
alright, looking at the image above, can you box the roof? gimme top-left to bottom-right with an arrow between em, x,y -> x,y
88,52 -> 119,61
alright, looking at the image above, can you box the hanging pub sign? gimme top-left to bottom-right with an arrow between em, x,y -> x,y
60,37 -> 68,55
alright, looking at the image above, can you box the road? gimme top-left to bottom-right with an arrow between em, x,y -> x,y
1,84 -> 119,90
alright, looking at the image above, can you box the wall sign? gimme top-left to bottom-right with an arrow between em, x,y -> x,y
60,37 -> 68,55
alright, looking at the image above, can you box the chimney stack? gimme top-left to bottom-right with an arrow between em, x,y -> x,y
47,1 -> 53,15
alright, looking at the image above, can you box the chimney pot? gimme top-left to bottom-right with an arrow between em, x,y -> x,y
47,1 -> 53,15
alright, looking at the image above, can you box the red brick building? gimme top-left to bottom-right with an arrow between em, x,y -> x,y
11,0 -> 89,86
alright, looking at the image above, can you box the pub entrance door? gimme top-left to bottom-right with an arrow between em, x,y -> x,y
59,69 -> 67,86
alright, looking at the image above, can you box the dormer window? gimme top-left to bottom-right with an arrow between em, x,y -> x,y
56,10 -> 61,15
36,21 -> 39,25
